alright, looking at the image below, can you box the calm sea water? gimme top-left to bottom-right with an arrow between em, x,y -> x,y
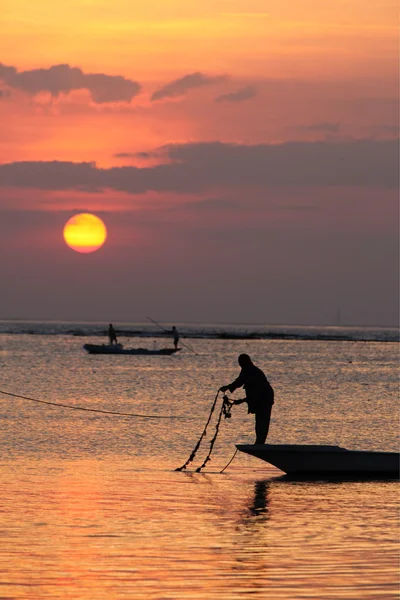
0,326 -> 399,599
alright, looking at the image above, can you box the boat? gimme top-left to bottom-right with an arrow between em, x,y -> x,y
83,343 -> 181,356
236,444 -> 400,478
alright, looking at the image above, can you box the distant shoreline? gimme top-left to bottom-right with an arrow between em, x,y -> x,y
0,320 -> 398,343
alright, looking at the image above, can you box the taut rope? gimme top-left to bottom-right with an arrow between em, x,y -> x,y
0,389 -> 187,419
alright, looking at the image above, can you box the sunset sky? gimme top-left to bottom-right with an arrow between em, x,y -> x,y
1,0 -> 398,326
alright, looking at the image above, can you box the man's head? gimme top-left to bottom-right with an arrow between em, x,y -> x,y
238,353 -> 253,368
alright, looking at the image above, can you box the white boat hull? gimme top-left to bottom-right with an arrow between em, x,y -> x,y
236,444 -> 399,478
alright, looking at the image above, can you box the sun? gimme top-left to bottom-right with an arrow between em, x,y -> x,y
63,213 -> 107,253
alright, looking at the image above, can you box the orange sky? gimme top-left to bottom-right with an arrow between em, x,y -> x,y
1,0 -> 398,164
2,1 -> 398,78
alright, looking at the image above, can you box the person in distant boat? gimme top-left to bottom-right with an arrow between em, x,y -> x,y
108,323 -> 118,345
171,325 -> 179,349
219,354 -> 274,444
171,326 -> 179,349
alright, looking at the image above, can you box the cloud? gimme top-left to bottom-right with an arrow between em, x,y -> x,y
160,139 -> 398,190
215,85 -> 258,103
113,152 -> 136,158
113,151 -> 156,159
151,72 -> 226,101
0,63 -> 141,104
0,139 -> 397,195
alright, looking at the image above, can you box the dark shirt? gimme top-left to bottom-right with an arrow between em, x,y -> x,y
228,364 -> 274,414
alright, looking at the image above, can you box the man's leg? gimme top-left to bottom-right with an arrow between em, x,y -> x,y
255,405 -> 272,444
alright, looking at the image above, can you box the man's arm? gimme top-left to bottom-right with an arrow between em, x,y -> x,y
233,398 -> 246,405
220,372 -> 244,393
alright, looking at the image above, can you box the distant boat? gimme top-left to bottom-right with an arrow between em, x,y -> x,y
236,444 -> 399,479
83,343 -> 181,356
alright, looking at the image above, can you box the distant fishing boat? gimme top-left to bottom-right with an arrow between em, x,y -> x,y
236,444 -> 399,478
83,343 -> 181,356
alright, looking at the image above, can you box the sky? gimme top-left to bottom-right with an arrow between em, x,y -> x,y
1,0 -> 399,326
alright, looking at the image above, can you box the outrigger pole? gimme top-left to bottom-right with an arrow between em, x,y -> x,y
146,316 -> 199,356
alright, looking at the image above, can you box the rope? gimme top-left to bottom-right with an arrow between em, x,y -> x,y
175,390 -> 221,471
219,448 -> 238,474
0,389 -> 187,419
195,396 -> 232,472
175,392 -> 234,472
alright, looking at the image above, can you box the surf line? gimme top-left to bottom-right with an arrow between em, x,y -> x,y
0,389 -> 187,419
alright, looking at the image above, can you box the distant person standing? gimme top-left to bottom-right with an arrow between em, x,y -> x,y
171,326 -> 179,349
220,354 -> 274,444
108,323 -> 118,345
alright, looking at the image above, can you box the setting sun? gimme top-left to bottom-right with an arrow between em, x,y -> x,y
63,213 -> 107,253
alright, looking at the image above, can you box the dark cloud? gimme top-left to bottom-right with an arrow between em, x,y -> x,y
0,161 -> 99,190
113,151 -> 154,159
0,139 -> 397,194
160,139 -> 398,190
215,85 -> 258,103
0,63 -> 141,104
151,72 -> 226,101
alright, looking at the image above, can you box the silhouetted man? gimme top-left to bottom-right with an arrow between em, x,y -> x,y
171,326 -> 179,349
108,323 -> 118,345
220,354 -> 274,444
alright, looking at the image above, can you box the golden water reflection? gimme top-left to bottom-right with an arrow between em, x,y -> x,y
0,459 -> 398,599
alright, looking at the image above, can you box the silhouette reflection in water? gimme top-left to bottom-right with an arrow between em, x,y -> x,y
248,480 -> 270,518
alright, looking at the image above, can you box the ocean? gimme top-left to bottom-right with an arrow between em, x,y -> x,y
0,321 -> 398,599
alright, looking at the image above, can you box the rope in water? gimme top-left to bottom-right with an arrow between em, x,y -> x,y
175,390 -> 221,471
194,395 -> 233,472
0,389 -> 187,419
175,391 -> 234,472
219,448 -> 238,474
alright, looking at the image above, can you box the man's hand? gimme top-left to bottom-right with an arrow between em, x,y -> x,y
233,398 -> 246,405
219,385 -> 229,393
